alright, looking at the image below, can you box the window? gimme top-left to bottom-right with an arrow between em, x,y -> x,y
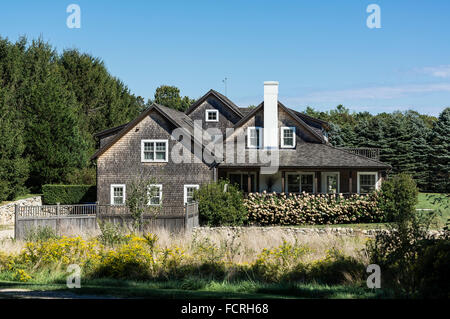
228,173 -> 256,192
184,185 -> 199,204
247,127 -> 262,149
321,172 -> 340,194
141,140 -> 168,162
281,127 -> 296,148
148,184 -> 162,205
357,172 -> 378,194
205,110 -> 219,122
286,173 -> 314,193
110,184 -> 126,205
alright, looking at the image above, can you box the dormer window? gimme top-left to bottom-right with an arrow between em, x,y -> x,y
205,110 -> 219,122
247,127 -> 262,149
281,127 -> 296,148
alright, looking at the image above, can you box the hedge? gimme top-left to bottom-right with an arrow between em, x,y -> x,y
244,192 -> 384,225
42,185 -> 96,205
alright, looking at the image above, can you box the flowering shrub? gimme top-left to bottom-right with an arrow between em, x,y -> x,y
244,192 -> 384,225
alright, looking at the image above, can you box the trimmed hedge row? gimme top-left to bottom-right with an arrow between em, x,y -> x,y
42,185 -> 96,205
244,192 -> 384,225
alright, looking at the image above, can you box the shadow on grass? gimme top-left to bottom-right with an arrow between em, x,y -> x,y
0,279 -> 392,299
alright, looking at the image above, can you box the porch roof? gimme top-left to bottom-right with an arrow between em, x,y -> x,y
217,143 -> 391,169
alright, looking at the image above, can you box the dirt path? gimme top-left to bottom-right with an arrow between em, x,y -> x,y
0,227 -> 14,240
0,288 -> 119,299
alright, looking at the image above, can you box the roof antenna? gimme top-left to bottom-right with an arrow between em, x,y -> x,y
222,77 -> 228,97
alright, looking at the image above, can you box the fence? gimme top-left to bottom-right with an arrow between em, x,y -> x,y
339,147 -> 380,160
14,202 -> 199,240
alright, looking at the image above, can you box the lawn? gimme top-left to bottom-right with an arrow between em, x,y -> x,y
0,279 -> 394,299
416,193 -> 449,227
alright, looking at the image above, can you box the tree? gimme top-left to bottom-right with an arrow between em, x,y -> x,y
152,85 -> 195,112
428,108 -> 450,193
0,88 -> 28,201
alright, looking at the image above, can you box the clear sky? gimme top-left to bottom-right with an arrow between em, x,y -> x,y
1,0 -> 449,115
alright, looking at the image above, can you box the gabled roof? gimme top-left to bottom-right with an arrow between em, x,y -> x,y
91,103 -> 195,160
185,89 -> 243,117
231,101 -> 325,143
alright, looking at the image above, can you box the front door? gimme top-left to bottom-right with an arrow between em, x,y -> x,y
321,172 -> 339,194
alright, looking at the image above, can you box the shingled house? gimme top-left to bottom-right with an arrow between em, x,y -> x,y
91,82 -> 391,215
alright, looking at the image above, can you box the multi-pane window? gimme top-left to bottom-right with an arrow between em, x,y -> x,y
358,173 -> 377,194
286,173 -> 314,193
184,185 -> 199,204
111,184 -> 125,205
141,140 -> 168,162
247,127 -> 261,149
148,184 -> 162,205
281,127 -> 295,148
205,110 -> 219,122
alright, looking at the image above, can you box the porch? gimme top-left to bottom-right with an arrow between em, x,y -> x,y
217,168 -> 385,195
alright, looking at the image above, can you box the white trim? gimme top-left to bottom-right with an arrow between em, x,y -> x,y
247,127 -> 262,149
110,184 -> 126,205
280,127 -> 296,148
141,139 -> 168,163
285,172 -> 315,193
205,109 -> 219,122
148,184 -> 163,206
357,172 -> 379,194
184,184 -> 199,204
321,172 -> 340,194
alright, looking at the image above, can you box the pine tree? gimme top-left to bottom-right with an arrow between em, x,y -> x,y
428,108 -> 450,192
0,88 -> 28,201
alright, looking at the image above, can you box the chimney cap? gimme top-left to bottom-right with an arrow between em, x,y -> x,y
264,81 -> 279,85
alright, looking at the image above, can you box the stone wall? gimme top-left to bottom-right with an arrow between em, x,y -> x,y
193,226 -> 445,239
0,196 -> 42,225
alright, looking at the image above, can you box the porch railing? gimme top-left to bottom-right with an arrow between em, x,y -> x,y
338,147 -> 380,160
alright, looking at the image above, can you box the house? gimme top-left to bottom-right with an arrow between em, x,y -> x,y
91,82 -> 391,215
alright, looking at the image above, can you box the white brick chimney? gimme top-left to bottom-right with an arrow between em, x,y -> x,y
263,81 -> 279,149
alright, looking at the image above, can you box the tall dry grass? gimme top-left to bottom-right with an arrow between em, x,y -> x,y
0,227 -> 370,265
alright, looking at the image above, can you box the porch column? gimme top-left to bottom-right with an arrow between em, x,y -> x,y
281,171 -> 285,193
247,173 -> 251,193
314,171 -> 320,194
349,170 -> 353,194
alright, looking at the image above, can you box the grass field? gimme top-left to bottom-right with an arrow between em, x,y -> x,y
416,193 -> 449,227
0,279 -> 394,299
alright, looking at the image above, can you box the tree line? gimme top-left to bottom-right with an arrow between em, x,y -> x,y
0,36 -> 448,202
304,105 -> 449,193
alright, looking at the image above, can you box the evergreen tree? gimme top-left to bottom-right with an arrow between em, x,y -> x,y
153,85 -> 195,112
0,88 -> 28,201
428,108 -> 450,192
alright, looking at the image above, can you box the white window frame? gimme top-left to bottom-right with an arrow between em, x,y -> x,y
321,172 -> 340,194
148,184 -> 163,206
110,184 -> 126,205
184,184 -> 199,205
141,139 -> 168,163
286,172 -> 315,193
247,127 -> 262,149
357,172 -> 379,194
205,110 -> 219,122
281,126 -> 296,148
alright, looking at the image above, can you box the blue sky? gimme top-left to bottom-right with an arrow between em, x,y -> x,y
1,0 -> 449,116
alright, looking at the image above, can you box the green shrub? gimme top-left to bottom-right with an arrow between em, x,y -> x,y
24,226 -> 59,242
66,167 -> 96,185
194,179 -> 248,226
98,221 -> 129,246
378,173 -> 419,222
244,192 -> 383,226
42,184 -> 96,204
